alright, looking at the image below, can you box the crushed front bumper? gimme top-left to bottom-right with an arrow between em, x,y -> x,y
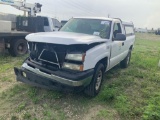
14,63 -> 94,92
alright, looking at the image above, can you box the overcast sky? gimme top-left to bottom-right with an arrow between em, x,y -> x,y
0,0 -> 160,29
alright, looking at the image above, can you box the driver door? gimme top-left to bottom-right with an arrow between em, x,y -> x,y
109,22 -> 123,68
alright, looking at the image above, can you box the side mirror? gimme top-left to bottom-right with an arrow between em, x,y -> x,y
114,33 -> 126,41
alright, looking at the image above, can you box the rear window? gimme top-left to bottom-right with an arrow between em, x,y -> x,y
44,17 -> 49,26
124,26 -> 134,36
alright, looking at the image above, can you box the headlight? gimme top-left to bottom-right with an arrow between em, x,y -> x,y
65,53 -> 86,61
63,62 -> 83,71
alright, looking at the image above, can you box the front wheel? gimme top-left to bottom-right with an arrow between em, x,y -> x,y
120,50 -> 131,68
84,63 -> 104,97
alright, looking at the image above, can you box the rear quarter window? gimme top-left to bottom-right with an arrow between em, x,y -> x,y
124,25 -> 134,36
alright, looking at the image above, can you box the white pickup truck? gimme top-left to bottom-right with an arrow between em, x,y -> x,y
14,17 -> 135,96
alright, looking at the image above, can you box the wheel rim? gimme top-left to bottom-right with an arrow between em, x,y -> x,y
95,70 -> 102,91
17,43 -> 27,55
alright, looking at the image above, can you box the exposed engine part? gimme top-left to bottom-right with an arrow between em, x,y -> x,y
28,42 -> 87,70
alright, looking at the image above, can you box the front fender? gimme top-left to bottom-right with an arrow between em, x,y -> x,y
83,43 -> 110,70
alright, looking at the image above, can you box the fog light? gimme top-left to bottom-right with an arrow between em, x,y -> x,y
22,72 -> 27,77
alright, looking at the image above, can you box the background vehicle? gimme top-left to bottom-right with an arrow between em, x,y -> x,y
155,28 -> 160,35
0,0 -> 61,56
61,20 -> 68,27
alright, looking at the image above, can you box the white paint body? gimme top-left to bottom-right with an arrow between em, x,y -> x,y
43,17 -> 61,32
0,20 -> 11,32
26,17 -> 135,71
43,17 -> 54,32
26,32 -> 106,45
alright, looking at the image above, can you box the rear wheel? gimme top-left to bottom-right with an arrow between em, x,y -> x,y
120,50 -> 131,68
8,39 -> 28,57
84,63 -> 104,97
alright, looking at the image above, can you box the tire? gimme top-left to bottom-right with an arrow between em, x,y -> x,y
120,50 -> 131,68
8,39 -> 28,57
84,63 -> 104,97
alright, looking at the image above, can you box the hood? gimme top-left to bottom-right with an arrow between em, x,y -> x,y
25,32 -> 107,45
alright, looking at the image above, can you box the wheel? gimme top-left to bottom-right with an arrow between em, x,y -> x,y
120,50 -> 131,68
8,39 -> 28,57
84,63 -> 104,97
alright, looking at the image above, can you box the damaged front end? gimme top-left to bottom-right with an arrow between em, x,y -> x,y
14,42 -> 94,91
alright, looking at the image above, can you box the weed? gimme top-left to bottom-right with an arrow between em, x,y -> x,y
16,102 -> 26,112
23,112 -> 31,119
27,87 -> 39,103
8,84 -> 26,97
28,87 -> 38,98
47,91 -> 63,99
114,95 -> 130,116
97,86 -> 116,102
32,118 -> 38,120
97,109 -> 108,118
58,111 -> 66,120
0,92 -> 7,99
43,110 -> 51,117
1,76 -> 11,82
11,116 -> 18,120
142,96 -> 160,120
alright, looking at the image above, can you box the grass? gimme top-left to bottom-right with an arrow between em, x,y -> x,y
0,33 -> 160,120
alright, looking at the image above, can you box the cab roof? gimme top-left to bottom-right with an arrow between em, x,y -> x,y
73,17 -> 114,21
73,17 -> 134,26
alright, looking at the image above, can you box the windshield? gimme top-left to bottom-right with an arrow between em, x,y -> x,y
60,18 -> 111,39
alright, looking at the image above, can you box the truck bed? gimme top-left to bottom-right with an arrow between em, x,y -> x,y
0,31 -> 30,37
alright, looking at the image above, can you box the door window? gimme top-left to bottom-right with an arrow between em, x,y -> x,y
113,23 -> 122,38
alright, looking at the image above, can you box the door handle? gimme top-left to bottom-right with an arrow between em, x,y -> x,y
122,42 -> 124,46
